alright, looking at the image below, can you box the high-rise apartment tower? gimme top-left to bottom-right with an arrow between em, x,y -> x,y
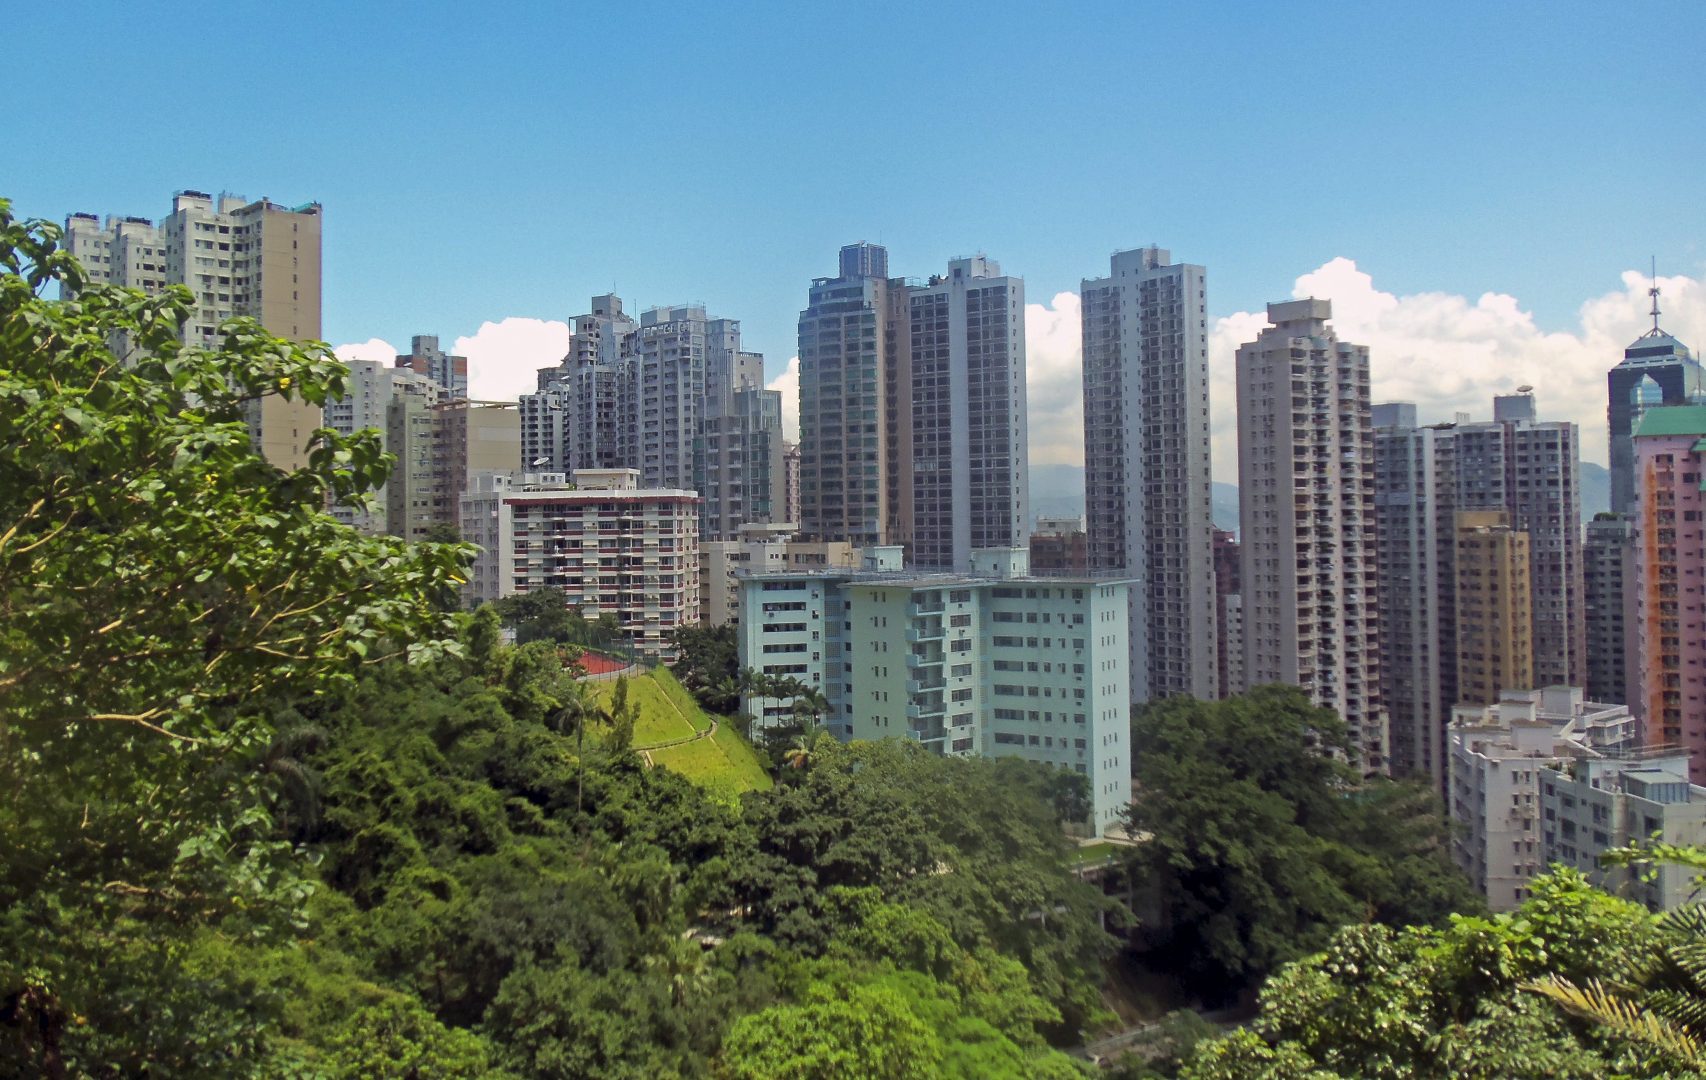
1236,299 -> 1387,773
1081,247 -> 1216,701
64,190 -> 323,469
906,256 -> 1029,570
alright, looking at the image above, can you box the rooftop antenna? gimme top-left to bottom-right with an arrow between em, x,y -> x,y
1649,255 -> 1663,334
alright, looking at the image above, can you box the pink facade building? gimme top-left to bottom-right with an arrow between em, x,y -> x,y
1634,405 -> 1706,780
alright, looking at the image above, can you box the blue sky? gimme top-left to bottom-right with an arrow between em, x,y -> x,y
7,1 -> 1704,468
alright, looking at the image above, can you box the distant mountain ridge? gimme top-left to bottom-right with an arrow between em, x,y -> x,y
1028,465 -> 1239,533
1029,462 -> 1611,536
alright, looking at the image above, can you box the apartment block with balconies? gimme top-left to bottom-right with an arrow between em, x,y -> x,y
460,469 -> 699,660
1633,405 -> 1706,777
1236,299 -> 1387,772
738,548 -> 1133,833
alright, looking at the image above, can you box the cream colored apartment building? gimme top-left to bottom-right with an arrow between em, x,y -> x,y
64,190 -> 323,470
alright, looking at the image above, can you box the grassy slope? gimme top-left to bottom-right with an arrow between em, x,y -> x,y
590,666 -> 771,797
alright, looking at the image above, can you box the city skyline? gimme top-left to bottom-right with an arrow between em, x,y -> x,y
11,1 -> 1703,477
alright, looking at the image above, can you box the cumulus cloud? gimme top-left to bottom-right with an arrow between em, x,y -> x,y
1023,291 -> 1086,467
331,337 -> 399,366
767,355 -> 800,442
1207,260 -> 1706,478
454,317 -> 574,401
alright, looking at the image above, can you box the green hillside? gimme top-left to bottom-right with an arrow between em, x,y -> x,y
589,666 -> 770,796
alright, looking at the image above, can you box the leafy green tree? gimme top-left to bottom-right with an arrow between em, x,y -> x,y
1124,687 -> 1480,1003
483,960 -> 692,1079
0,200 -> 467,1075
492,590 -> 575,645
319,995 -> 509,1078
718,979 -> 945,1079
1180,869 -> 1676,1079
670,622 -> 741,712
730,737 -> 1118,1033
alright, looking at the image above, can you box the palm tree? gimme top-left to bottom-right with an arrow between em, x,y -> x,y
258,719 -> 327,839
781,733 -> 815,772
1526,847 -> 1706,1067
549,680 -> 600,817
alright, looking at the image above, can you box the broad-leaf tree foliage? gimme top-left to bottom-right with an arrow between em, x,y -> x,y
1181,869 -> 1700,1079
1124,687 -> 1482,1004
669,622 -> 741,714
732,735 -> 1122,1035
0,202 -> 468,1074
0,197 -> 1171,1075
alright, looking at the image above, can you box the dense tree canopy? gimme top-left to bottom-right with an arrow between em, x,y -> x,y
1180,868 -> 1703,1078
0,200 -> 470,1076
1123,687 -> 1482,1004
0,210 -> 1119,1075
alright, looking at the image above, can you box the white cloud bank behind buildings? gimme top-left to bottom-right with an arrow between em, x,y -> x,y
336,263 -> 1706,482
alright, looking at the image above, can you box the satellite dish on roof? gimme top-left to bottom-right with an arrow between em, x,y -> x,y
1516,384 -> 1533,394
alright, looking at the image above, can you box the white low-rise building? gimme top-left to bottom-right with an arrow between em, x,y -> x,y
1543,751 -> 1706,911
739,547 -> 1134,835
1448,686 -> 1637,910
462,468 -> 699,659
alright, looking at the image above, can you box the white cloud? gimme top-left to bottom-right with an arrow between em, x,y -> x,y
331,337 -> 399,366
454,317 -> 574,401
767,355 -> 800,443
1023,291 -> 1086,467
1207,260 -> 1706,478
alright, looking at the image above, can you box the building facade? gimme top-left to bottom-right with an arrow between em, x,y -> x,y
700,524 -> 859,629
1081,247 -> 1216,701
1447,686 -> 1636,911
702,386 -> 787,541
1212,528 -> 1242,699
323,357 -> 444,532
64,190 -> 324,469
1454,510 -> 1534,705
797,244 -> 910,548
461,469 -> 699,659
1584,513 -> 1639,709
395,334 -> 468,400
1450,392 -> 1584,691
906,256 -> 1029,571
1543,749 -> 1706,912
1031,516 -> 1089,575
783,441 -> 801,526
1632,405 -> 1706,778
1236,299 -> 1387,772
1372,403 -> 1458,781
1608,283 -> 1703,514
738,549 -> 1133,833
385,399 -> 521,540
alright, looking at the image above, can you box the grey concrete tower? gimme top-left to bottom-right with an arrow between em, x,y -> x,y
1372,402 -> 1458,784
798,243 -> 911,548
1081,246 -> 1216,702
1237,299 -> 1387,774
906,255 -> 1029,570
1449,391 -> 1584,691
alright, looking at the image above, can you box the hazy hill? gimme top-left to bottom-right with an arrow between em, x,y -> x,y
1029,465 -> 1239,533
